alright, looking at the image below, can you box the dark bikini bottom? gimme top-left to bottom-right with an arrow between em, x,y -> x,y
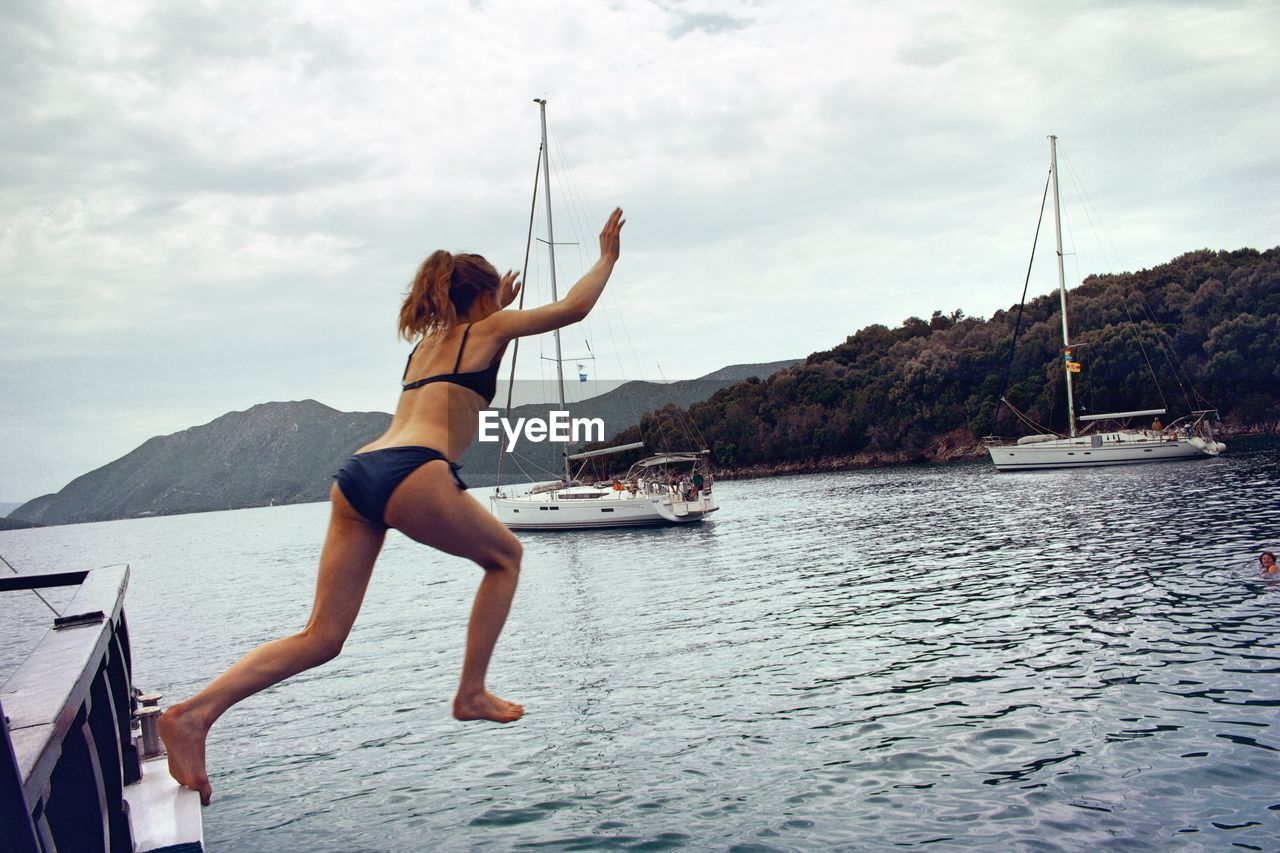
333,445 -> 467,528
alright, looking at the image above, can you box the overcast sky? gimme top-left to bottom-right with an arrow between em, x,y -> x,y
2,0 -> 1276,502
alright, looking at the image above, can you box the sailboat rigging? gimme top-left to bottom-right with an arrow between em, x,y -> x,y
984,136 -> 1225,471
488,99 -> 719,529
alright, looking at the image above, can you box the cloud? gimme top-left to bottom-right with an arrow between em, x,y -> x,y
2,0 -> 1278,499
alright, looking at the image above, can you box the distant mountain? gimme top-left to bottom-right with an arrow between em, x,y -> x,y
0,502 -> 21,518
10,401 -> 390,526
456,359 -> 801,485
694,360 -> 799,382
10,359 -> 798,525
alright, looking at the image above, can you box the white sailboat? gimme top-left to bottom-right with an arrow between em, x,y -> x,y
489,100 -> 719,529
984,136 -> 1225,472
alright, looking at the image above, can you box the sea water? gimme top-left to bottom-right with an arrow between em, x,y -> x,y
2,440 -> 1277,850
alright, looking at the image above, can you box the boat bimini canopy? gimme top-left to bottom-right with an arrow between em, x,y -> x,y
1077,408 -> 1165,422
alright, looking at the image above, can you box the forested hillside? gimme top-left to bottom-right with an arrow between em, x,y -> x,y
608,247 -> 1279,471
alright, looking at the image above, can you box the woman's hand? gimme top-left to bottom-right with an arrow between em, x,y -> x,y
498,270 -> 521,307
599,207 -> 624,264
488,209 -> 624,338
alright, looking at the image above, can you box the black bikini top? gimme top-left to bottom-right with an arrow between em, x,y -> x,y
401,324 -> 506,404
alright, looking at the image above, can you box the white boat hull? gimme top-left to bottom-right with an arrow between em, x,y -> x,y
988,431 -> 1224,471
491,487 -> 718,530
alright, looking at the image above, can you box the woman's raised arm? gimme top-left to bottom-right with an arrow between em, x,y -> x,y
486,208 -> 624,339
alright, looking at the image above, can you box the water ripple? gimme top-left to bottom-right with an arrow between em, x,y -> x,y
2,440 -> 1278,849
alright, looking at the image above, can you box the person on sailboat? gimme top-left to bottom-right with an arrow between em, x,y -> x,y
160,208 -> 626,806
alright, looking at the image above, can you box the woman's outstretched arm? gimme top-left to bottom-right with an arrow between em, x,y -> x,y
486,208 -> 624,339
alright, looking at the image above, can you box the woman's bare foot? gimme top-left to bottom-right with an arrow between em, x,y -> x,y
158,703 -> 214,806
453,690 -> 525,723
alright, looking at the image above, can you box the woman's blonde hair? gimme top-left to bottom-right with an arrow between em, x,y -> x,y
398,251 -> 500,340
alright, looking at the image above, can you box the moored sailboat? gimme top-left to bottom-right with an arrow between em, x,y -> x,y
489,100 -> 719,528
984,136 -> 1225,471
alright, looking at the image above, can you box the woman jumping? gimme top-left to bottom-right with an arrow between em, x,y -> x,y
160,208 -> 625,806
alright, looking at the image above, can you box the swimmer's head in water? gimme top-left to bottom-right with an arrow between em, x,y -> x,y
1262,551 -> 1276,566
399,251 -> 500,339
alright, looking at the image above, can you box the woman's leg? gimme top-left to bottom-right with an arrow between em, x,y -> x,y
383,462 -> 525,723
159,486 -> 386,804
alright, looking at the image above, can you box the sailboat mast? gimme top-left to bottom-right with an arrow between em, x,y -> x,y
535,98 -> 572,483
1049,135 -> 1077,438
